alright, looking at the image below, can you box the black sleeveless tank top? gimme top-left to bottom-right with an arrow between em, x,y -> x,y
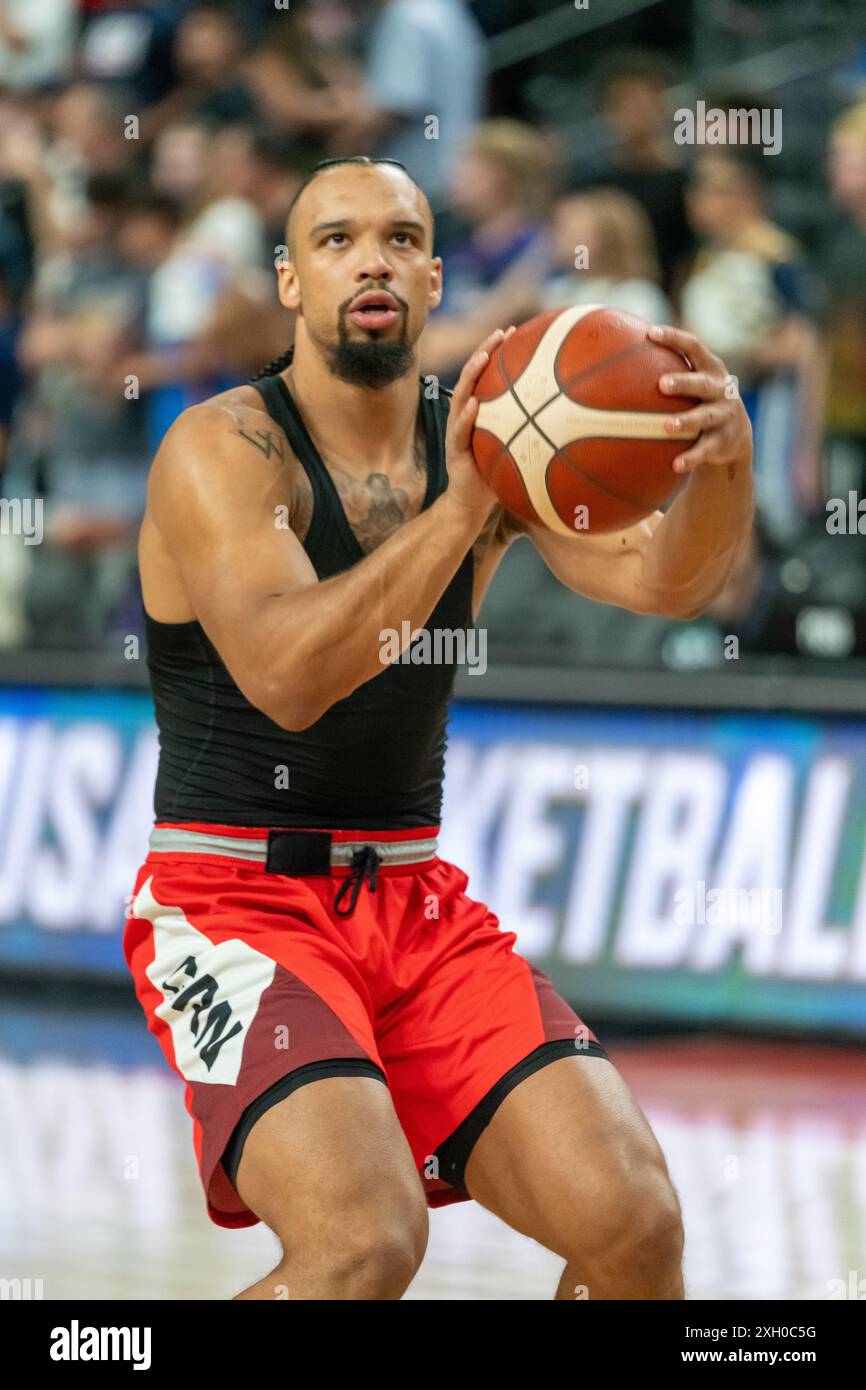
145,368 -> 474,828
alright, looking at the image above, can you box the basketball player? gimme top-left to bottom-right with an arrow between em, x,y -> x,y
125,156 -> 753,1300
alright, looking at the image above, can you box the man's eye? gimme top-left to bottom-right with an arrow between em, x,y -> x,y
326,233 -> 347,246
393,232 -> 414,245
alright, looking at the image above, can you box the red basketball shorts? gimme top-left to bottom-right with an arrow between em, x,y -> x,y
123,821 -> 609,1229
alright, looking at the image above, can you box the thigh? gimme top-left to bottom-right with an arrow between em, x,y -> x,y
463,1052 -> 674,1254
379,858 -> 605,1203
234,1073 -> 428,1260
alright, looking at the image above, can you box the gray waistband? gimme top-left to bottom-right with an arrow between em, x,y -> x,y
148,826 -> 439,867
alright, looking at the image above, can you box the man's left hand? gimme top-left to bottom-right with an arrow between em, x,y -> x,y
648,324 -> 753,475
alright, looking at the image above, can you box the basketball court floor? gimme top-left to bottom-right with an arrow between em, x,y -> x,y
1,989 -> 863,1300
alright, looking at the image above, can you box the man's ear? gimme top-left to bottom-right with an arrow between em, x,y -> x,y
428,255 -> 443,311
277,262 -> 301,311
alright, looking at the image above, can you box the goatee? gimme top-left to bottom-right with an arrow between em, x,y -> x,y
327,336 -> 415,389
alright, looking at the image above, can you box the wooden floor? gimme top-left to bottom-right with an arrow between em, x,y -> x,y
0,1016 -> 863,1300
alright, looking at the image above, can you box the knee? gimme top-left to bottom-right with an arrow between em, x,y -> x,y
326,1218 -> 427,1299
278,1198 -> 429,1300
569,1156 -> 684,1282
626,1168 -> 684,1272
610,1165 -> 685,1292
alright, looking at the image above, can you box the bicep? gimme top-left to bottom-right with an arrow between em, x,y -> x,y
527,511 -> 666,612
151,410 -> 319,708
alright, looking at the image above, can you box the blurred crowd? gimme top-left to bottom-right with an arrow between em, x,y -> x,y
1,0 -> 866,669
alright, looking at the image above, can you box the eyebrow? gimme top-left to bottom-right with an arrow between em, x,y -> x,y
308,217 -> 428,240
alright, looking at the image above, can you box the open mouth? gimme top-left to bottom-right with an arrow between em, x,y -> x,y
348,293 -> 401,330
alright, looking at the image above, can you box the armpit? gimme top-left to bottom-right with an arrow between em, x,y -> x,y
474,503 -> 527,557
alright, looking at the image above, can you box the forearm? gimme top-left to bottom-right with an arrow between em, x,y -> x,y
641,458 -> 754,618
267,491 -> 485,725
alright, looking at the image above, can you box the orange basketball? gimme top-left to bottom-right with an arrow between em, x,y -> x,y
470,305 -> 698,534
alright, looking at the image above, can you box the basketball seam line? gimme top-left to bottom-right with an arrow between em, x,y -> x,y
499,355 -> 663,514
504,341 -> 680,443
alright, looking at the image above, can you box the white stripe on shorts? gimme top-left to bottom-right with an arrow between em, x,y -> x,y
148,826 -> 439,867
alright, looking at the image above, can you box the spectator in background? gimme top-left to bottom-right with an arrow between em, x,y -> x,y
114,130 -> 302,413
0,84 -> 141,254
817,98 -> 866,497
172,1 -> 256,125
681,149 -> 823,543
0,0 -> 77,93
167,120 -> 268,270
50,82 -> 135,180
139,1 -> 258,143
573,49 -> 695,299
76,0 -> 182,109
247,128 -> 312,259
13,170 -> 149,648
115,183 -> 183,275
336,0 -> 486,210
117,116 -> 264,442
240,12 -> 365,166
188,127 -> 307,379
540,188 -> 672,323
420,119 -> 553,382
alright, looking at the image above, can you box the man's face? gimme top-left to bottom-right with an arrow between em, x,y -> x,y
278,165 -> 442,388
152,124 -> 210,200
175,11 -> 238,79
448,152 -> 506,222
686,156 -> 754,238
604,77 -> 666,142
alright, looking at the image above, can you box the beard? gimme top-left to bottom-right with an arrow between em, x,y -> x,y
324,297 -> 415,388
328,337 -> 415,388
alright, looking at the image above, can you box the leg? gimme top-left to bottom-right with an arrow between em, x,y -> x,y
232,1074 -> 429,1300
463,1054 -> 685,1300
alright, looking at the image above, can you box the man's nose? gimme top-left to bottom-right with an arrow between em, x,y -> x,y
354,243 -> 394,281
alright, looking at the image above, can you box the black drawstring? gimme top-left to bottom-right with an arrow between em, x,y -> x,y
333,846 -> 382,918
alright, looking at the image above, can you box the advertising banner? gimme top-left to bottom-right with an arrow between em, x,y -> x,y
1,688 -> 864,1034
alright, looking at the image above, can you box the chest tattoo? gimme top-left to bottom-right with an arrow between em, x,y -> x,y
327,431 -> 428,555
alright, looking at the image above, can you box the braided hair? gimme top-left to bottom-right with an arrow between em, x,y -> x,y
250,346 -> 295,381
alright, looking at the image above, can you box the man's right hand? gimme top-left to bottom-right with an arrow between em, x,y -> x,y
444,326 -> 516,521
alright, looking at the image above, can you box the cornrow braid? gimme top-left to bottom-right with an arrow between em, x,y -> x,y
250,347 -> 295,381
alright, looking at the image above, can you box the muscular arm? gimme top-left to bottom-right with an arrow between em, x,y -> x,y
149,404 -> 487,730
521,456 -> 753,619
148,331 -> 506,731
